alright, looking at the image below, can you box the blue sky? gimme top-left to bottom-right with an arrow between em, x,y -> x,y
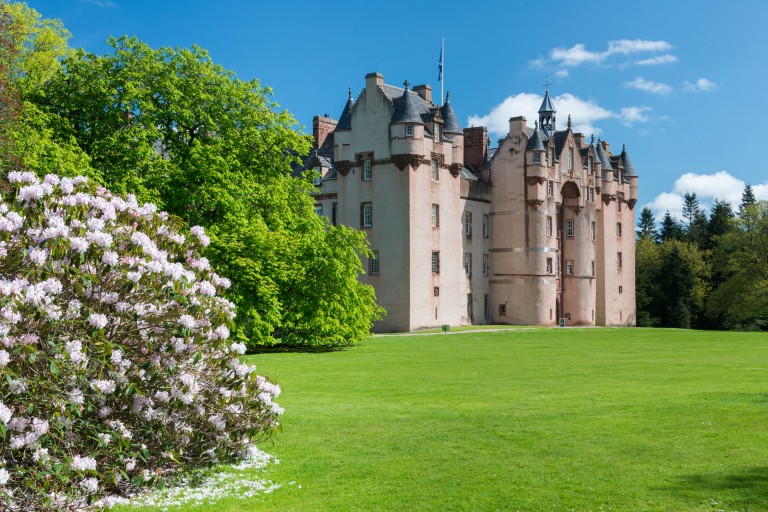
28,0 -> 768,222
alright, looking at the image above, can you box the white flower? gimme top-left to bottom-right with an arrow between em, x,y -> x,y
88,313 -> 108,329
230,342 -> 246,355
80,477 -> 99,494
102,250 -> 119,265
125,458 -> 136,471
65,340 -> 87,364
0,349 -> 8,366
198,281 -> 216,296
68,388 -> 84,405
0,401 -> 12,425
213,324 -> 230,340
71,455 -> 97,471
190,225 -> 210,247
0,468 -> 8,485
90,379 -> 116,394
33,447 -> 49,463
28,247 -> 47,265
69,236 -> 88,253
178,314 -> 196,330
98,433 -> 112,445
86,230 -> 113,248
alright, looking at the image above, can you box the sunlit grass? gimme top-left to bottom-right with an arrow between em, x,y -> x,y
121,328 -> 768,511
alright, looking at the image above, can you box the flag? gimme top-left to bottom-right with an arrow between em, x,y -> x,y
438,44 -> 443,82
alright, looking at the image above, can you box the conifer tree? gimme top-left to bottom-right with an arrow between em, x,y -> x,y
636,206 -> 659,242
660,211 -> 684,241
739,184 -> 757,217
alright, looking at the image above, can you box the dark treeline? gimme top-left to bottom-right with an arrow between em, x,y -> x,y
636,186 -> 768,330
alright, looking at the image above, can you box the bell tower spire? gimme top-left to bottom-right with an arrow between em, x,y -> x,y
538,79 -> 556,138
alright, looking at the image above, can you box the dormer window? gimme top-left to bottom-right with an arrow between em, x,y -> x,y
567,148 -> 574,170
588,156 -> 593,174
547,147 -> 554,165
313,166 -> 322,186
406,125 -> 413,137
434,123 -> 440,143
533,153 -> 541,164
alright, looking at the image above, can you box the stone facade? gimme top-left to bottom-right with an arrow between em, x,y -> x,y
310,73 -> 637,331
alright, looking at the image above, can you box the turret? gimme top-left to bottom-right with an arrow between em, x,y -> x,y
440,91 -> 464,168
538,87 -> 556,138
620,144 -> 638,206
596,139 -> 616,197
390,80 -> 426,163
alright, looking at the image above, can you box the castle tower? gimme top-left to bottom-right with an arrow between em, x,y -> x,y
538,87 -> 557,138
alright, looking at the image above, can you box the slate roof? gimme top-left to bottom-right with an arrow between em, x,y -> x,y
440,92 -> 462,134
391,86 -> 424,124
595,139 -> 613,171
336,88 -> 355,131
539,89 -> 556,114
620,145 -> 637,177
552,130 -> 568,157
526,127 -> 546,151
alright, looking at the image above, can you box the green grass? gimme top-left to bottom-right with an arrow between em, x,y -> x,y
122,328 -> 768,511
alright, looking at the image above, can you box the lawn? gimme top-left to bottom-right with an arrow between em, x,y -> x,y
122,328 -> 768,511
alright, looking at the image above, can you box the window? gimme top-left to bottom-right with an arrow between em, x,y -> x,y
434,123 -> 440,142
547,180 -> 554,196
499,304 -> 507,316
369,251 -> 380,275
591,221 -> 596,240
601,168 -> 607,180
361,202 -> 372,228
363,159 -> 372,181
432,204 -> 439,228
616,222 -> 622,238
434,286 -> 439,296
591,260 -> 595,277
619,285 -> 623,294
484,294 -> 489,318
465,212 -> 472,237
332,203 -> 338,226
533,152 -> 541,164
566,219 -> 574,238
556,255 -> 559,276
431,159 -> 439,181
482,215 -> 490,238
616,197 -> 622,212
547,147 -> 554,165
482,254 -> 489,277
617,252 -> 623,269
546,216 -> 553,237
588,156 -> 594,174
464,253 -> 472,275
314,205 -> 323,216
467,294 -> 473,319
546,257 -> 553,274
432,251 -> 440,274
567,148 -> 574,170
313,166 -> 322,186
406,124 -> 413,137
566,260 -> 574,275
588,187 -> 594,202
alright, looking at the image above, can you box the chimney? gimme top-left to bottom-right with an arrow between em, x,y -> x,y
508,116 -> 526,138
463,126 -> 488,171
312,114 -> 337,149
601,140 -> 611,155
412,84 -> 432,103
365,72 -> 384,91
573,133 -> 585,148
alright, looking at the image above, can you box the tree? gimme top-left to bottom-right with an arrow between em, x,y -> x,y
635,236 -> 662,326
636,206 -> 659,242
708,201 -> 768,329
660,210 -> 684,241
739,184 -> 757,218
11,10 -> 384,347
682,192 -> 708,246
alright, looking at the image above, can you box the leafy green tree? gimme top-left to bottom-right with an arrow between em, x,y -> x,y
636,206 -> 659,242
708,201 -> 768,329
13,13 -> 383,346
635,236 -> 662,326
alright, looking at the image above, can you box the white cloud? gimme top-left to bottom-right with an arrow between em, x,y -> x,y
683,78 -> 718,92
81,0 -> 117,7
624,77 -> 673,95
636,54 -> 678,66
618,106 -> 653,127
644,170 -> 768,220
555,69 -> 569,78
467,92 -> 614,137
533,39 -> 675,70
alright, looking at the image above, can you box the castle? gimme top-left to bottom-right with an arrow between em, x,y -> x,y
308,72 -> 636,332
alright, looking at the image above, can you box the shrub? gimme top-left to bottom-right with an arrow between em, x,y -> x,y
0,171 -> 283,509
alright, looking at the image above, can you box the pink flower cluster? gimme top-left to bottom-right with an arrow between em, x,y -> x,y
0,172 -> 282,510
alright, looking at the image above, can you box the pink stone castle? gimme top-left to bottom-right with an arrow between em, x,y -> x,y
309,73 -> 636,331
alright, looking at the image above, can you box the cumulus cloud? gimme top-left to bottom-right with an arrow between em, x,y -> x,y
644,170 -> 768,220
466,92 -> 615,137
618,106 -> 653,127
624,77 -> 673,95
81,0 -> 117,6
531,39 -> 675,70
683,78 -> 718,92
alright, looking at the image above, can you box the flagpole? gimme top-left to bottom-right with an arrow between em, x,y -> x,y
441,38 -> 445,105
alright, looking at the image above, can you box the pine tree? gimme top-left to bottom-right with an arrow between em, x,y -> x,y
659,244 -> 694,328
660,211 -> 684,241
707,199 -> 735,245
636,206 -> 659,242
739,184 -> 756,217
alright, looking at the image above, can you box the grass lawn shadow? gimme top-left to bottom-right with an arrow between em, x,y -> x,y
663,466 -> 768,505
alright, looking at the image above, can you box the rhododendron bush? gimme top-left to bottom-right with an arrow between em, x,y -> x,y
0,172 -> 282,510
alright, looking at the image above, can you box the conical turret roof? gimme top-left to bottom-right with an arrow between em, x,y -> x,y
620,145 -> 637,177
538,88 -> 556,114
392,82 -> 424,124
595,139 -> 613,171
336,88 -> 355,131
526,123 -> 546,152
439,91 -> 462,134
